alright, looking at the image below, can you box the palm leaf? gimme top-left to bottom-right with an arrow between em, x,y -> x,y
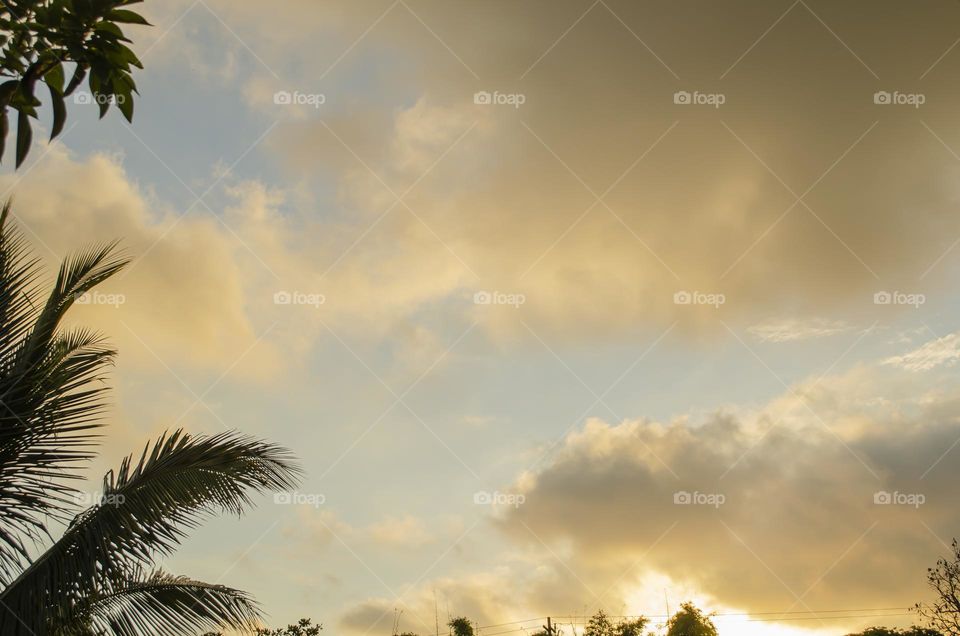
0,206 -> 301,635
13,237 -> 128,376
0,205 -> 125,583
0,328 -> 116,578
0,201 -> 44,362
0,429 -> 301,633
53,570 -> 263,636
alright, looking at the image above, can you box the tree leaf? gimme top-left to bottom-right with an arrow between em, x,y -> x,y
116,88 -> 133,123
106,9 -> 150,25
48,84 -> 65,140
93,21 -> 124,39
64,65 -> 87,97
0,80 -> 18,109
117,43 -> 144,70
0,109 -> 8,164
96,93 -> 110,119
15,109 -> 30,168
44,62 -> 64,95
111,73 -> 135,123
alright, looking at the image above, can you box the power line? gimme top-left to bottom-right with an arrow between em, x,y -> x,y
479,618 -> 547,629
549,606 -> 912,620
742,612 -> 913,623
480,625 -> 544,636
723,606 -> 910,617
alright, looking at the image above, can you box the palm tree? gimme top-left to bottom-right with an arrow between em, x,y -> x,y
0,203 -> 301,635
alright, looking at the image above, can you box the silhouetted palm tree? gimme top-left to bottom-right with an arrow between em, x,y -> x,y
0,204 -> 301,635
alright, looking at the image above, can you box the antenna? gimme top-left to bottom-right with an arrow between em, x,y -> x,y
393,608 -> 403,636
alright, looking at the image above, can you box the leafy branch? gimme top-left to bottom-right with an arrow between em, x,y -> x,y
0,0 -> 150,167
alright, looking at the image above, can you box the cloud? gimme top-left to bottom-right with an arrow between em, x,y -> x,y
282,508 -> 466,554
140,0 -> 960,344
368,515 -> 435,549
0,145 -> 283,381
493,362 -> 960,614
324,360 -> 960,636
337,559 -> 577,636
280,507 -> 352,549
0,141 -> 479,387
32,5 -> 960,632
884,332 -> 960,372
748,318 -> 850,342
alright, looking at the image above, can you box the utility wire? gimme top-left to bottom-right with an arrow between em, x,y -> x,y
549,606 -> 912,620
742,612 -> 913,623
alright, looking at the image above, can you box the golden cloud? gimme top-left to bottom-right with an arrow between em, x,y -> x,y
138,0 -> 960,343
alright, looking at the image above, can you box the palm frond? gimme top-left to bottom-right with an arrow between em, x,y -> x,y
0,429 -> 301,634
14,237 -> 128,375
0,201 -> 44,363
0,206 -> 298,636
0,327 -> 118,578
0,206 -> 124,583
53,570 -> 263,636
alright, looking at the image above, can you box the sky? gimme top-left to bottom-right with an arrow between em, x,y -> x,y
5,1 -> 960,634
